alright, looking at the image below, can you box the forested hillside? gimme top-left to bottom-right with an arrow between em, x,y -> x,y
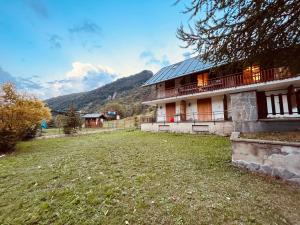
45,70 -> 154,116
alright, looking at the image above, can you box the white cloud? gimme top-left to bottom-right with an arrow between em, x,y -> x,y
66,62 -> 115,79
0,66 -> 42,90
43,61 -> 119,98
0,62 -> 121,99
139,50 -> 170,68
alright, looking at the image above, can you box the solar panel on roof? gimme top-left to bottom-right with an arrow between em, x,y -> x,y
196,60 -> 212,71
173,58 -> 194,78
185,58 -> 199,74
142,56 -> 213,86
158,64 -> 176,81
145,66 -> 167,85
183,58 -> 196,74
165,64 -> 183,80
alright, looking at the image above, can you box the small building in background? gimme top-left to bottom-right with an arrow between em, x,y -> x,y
106,111 -> 120,120
82,113 -> 106,128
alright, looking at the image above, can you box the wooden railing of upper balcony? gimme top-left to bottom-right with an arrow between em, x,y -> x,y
144,67 -> 297,101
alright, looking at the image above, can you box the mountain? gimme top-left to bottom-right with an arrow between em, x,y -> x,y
45,70 -> 154,116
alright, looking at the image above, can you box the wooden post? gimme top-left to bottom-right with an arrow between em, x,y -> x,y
287,85 -> 294,114
296,90 -> 300,114
278,94 -> 284,115
271,94 -> 276,115
223,95 -> 228,120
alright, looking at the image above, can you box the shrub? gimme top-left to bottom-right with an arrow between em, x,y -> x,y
134,116 -> 139,128
22,124 -> 40,140
0,129 -> 19,153
0,83 -> 51,153
47,118 -> 55,128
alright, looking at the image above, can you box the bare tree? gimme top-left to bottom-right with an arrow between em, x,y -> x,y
177,0 -> 300,69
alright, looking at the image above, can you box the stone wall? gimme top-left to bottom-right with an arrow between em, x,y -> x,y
230,91 -> 258,132
141,121 -> 233,136
236,120 -> 300,132
231,135 -> 300,185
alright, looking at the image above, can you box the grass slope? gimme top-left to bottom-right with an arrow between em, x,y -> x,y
0,131 -> 299,224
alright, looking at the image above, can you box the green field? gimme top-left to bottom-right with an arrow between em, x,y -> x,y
0,131 -> 299,224
41,128 -> 105,136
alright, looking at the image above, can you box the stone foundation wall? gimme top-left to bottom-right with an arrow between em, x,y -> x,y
230,91 -> 258,132
141,121 -> 233,136
231,135 -> 300,185
235,120 -> 300,133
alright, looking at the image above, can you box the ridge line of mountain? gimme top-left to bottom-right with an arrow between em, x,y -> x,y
45,70 -> 153,115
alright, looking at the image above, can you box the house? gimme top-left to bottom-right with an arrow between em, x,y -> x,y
105,111 -> 120,120
141,57 -> 300,135
82,113 -> 106,128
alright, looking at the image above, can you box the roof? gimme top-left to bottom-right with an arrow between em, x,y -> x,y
143,57 -> 214,86
82,113 -> 104,118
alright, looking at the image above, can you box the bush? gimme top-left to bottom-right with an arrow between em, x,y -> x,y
134,116 -> 139,128
22,124 -> 40,140
63,126 -> 72,134
47,118 -> 55,128
0,129 -> 19,153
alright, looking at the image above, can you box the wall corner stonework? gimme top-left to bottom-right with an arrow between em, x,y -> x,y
230,91 -> 258,132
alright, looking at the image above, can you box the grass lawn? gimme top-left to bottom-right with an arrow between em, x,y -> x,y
41,128 -> 107,136
0,131 -> 299,225
42,128 -> 62,136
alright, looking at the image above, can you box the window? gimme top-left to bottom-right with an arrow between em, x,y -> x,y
165,80 -> 175,90
197,73 -> 209,87
243,65 -> 261,84
265,88 -> 300,118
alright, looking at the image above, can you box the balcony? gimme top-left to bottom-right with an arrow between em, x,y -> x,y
144,67 -> 297,102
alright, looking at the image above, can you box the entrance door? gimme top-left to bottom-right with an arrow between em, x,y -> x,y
197,98 -> 212,121
180,100 -> 186,121
166,102 -> 176,122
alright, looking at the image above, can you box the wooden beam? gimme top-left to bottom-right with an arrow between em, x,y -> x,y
278,94 -> 284,115
287,85 -> 294,114
223,94 -> 228,120
270,94 -> 276,115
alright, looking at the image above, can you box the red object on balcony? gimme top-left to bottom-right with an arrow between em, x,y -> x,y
169,117 -> 174,123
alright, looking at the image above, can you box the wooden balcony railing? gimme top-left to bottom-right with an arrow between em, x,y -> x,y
144,67 -> 297,101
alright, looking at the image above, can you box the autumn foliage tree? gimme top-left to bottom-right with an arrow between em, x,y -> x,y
0,83 -> 51,153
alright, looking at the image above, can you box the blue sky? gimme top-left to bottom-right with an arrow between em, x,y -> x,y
0,0 -> 192,98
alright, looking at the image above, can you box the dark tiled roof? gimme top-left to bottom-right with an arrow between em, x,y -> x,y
143,57 -> 213,86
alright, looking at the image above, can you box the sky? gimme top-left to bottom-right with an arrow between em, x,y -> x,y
0,0 -> 193,99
